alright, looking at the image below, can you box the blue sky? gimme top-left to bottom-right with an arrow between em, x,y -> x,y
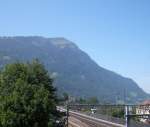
0,0 -> 150,93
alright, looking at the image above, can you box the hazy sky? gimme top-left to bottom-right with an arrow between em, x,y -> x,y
0,0 -> 150,93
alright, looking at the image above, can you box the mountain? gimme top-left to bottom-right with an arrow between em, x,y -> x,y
0,36 -> 148,103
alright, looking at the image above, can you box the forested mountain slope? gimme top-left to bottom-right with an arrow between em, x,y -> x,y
0,36 -> 148,103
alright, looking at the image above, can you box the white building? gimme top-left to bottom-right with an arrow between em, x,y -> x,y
136,100 -> 150,124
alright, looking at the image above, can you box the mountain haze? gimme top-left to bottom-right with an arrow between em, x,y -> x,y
0,36 -> 148,103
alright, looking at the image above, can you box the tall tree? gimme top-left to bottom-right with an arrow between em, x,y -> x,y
87,97 -> 99,104
0,60 -> 59,127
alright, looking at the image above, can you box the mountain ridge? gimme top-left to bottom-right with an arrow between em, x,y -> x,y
0,36 -> 149,103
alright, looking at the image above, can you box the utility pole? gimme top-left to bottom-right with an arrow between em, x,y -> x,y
124,88 -> 126,105
66,104 -> 69,127
125,105 -> 130,127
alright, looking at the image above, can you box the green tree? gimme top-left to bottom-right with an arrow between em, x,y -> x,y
62,92 -> 69,101
77,97 -> 87,104
87,97 -> 99,104
0,60 -> 59,127
111,109 -> 124,118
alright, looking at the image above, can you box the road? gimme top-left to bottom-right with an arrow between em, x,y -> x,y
69,111 -> 125,127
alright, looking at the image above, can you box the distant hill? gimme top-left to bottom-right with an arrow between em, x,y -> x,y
0,36 -> 149,103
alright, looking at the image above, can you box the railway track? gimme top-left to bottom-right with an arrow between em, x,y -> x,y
69,111 -> 125,127
57,106 -> 125,127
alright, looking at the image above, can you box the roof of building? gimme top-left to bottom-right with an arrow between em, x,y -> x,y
141,100 -> 150,105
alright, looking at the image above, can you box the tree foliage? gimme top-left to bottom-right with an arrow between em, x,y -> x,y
111,109 -> 124,118
62,92 -> 69,101
87,97 -> 99,104
0,60 -> 59,127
